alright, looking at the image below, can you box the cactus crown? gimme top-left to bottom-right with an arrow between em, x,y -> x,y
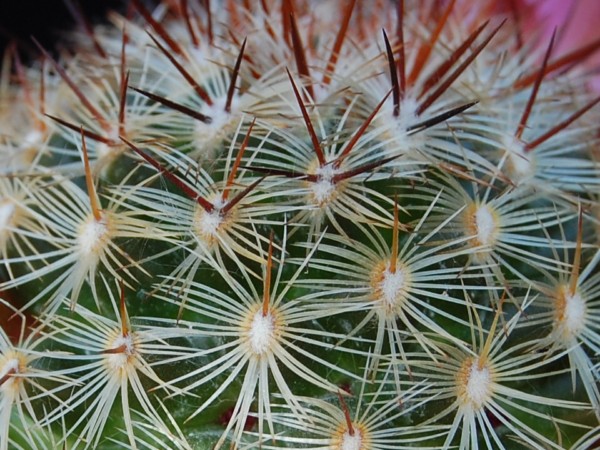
1,1 -> 600,449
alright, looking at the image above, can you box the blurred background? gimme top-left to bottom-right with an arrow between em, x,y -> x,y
0,0 -> 127,59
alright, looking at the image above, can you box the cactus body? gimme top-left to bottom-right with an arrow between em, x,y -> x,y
1,1 -> 600,449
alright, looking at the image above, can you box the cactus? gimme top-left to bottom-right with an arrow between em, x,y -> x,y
1,1 -> 600,448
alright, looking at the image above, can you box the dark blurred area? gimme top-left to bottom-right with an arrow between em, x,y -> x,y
0,0 -> 127,60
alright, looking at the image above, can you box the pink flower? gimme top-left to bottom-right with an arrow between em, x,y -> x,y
499,0 -> 600,91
